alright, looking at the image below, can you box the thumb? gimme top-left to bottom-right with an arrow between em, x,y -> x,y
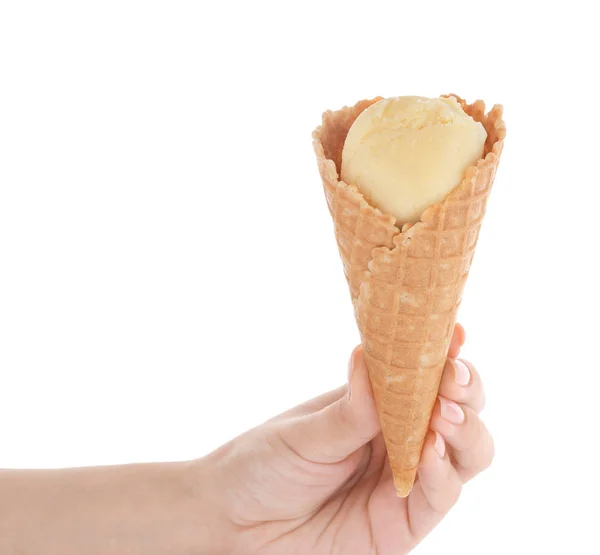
278,346 -> 380,464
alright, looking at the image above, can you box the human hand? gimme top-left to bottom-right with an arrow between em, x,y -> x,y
200,324 -> 493,554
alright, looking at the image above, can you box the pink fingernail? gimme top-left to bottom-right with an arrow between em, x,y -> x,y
347,347 -> 359,399
454,359 -> 470,387
434,431 -> 446,458
440,398 -> 465,425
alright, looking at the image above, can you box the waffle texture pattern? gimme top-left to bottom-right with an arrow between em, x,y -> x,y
313,95 -> 505,496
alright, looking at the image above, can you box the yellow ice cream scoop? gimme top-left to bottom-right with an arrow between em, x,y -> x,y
341,96 -> 487,225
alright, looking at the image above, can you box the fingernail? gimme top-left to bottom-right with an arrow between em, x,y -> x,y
440,397 -> 465,425
347,349 -> 356,383
347,347 -> 359,399
434,431 -> 446,458
454,359 -> 470,387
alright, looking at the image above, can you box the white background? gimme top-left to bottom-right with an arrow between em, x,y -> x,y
0,1 -> 598,553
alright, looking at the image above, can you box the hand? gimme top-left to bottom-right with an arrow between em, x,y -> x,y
200,324 -> 493,554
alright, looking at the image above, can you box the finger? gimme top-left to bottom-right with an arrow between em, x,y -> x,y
277,346 -> 380,464
407,431 -> 462,539
437,358 -> 485,414
429,400 -> 495,482
269,385 -> 347,422
447,323 -> 466,359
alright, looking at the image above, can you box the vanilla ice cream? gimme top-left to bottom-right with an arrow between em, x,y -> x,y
340,96 -> 487,225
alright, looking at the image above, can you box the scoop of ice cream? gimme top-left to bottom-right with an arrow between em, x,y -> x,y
340,96 -> 487,225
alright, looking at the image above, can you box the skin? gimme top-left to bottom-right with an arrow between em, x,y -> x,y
0,324 -> 493,555
200,323 -> 494,554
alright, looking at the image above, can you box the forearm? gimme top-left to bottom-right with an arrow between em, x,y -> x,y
0,460 -> 231,555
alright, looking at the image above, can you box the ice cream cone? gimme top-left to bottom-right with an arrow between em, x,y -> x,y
313,94 -> 505,497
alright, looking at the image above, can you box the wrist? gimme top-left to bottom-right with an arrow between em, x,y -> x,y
182,454 -> 238,555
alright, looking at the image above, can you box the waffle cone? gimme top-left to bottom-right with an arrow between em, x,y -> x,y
313,95 -> 505,497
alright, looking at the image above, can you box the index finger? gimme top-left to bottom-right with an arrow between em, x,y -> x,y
447,323 -> 466,359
